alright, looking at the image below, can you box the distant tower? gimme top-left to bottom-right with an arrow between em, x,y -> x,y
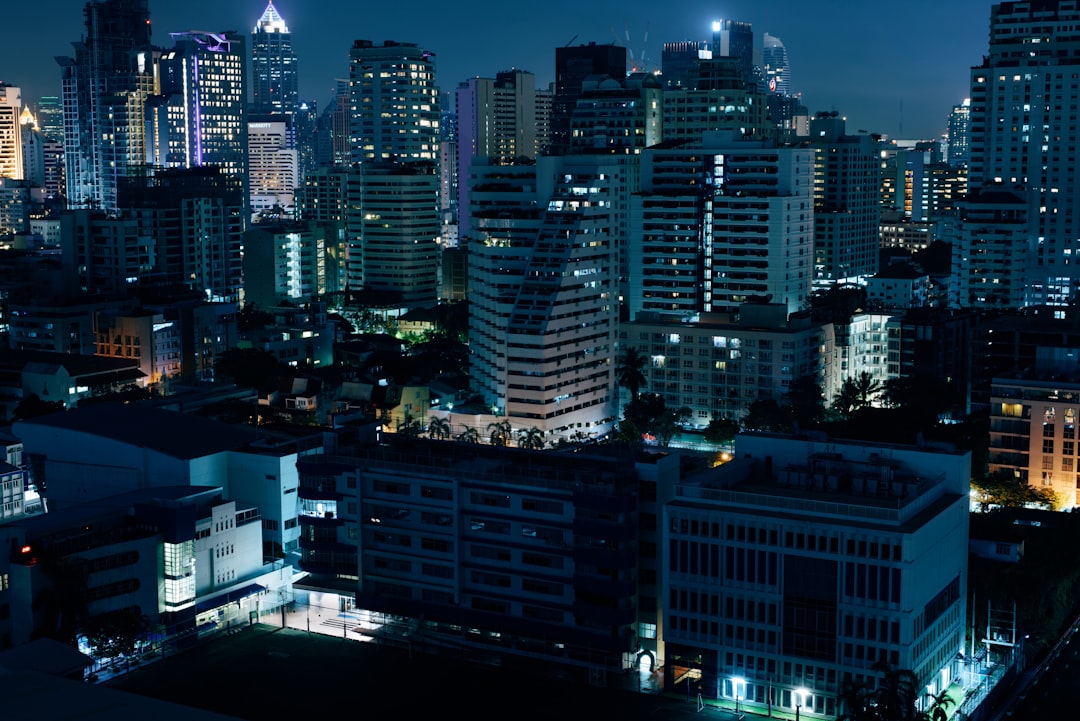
56,0 -> 156,211
552,42 -> 627,155
710,19 -> 754,88
250,0 -> 298,116
348,40 -> 439,164
947,99 -> 970,169
762,33 -> 790,96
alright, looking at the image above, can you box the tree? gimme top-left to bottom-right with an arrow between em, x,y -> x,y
456,426 -> 481,444
84,608 -> 150,661
832,371 -> 883,419
743,398 -> 790,432
786,375 -> 825,428
615,346 -> 648,402
704,417 -> 740,447
517,427 -> 546,450
397,413 -> 423,437
972,470 -> 1058,511
427,416 -> 451,440
13,394 -> 66,421
487,419 -> 513,446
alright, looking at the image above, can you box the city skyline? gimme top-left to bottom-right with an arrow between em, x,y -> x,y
2,0 -> 989,140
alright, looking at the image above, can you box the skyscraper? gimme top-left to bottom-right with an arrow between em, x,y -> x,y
947,98 -> 970,169
348,40 -> 439,164
761,33 -> 790,96
710,19 -> 754,89
969,0 -> 1080,305
552,42 -> 627,155
57,0 -> 156,211
455,69 -> 545,233
809,114 -> 881,285
250,1 -> 298,116
149,31 -> 249,221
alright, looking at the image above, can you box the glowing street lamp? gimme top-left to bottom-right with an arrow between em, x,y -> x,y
732,676 -> 746,714
795,687 -> 809,721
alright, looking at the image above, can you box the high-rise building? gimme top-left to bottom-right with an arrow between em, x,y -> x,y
467,155 -> 627,439
761,33 -> 790,96
809,114 -> 881,285
116,167 -> 246,302
710,19 -> 754,89
152,31 -> 248,197
947,98 -> 971,169
316,79 -> 350,168
32,96 -> 63,144
969,0 -> 1080,306
569,73 -> 663,154
56,0 -> 156,211
455,70 -> 546,233
661,56 -> 772,142
0,84 -> 24,180
661,41 -> 708,89
628,131 -> 814,320
348,40 -> 439,164
250,1 -> 298,116
552,42 -> 627,155
248,117 -> 297,220
355,162 -> 440,309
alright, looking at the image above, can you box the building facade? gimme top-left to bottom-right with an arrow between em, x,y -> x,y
661,432 -> 970,717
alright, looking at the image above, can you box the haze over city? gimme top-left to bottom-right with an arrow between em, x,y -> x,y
3,0 -> 989,140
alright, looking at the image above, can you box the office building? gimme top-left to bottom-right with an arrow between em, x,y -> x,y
710,19 -> 755,89
115,167 -> 246,302
762,33 -> 790,96
57,0 -> 156,211
248,117 -> 298,220
348,40 -> 439,164
297,433 -> 643,678
552,43 -> 627,155
969,0 -> 1080,305
570,73 -> 663,154
661,431 -> 969,716
947,99 -> 970,168
662,57 -> 772,143
243,220 -> 339,308
151,31 -> 248,204
355,162 -> 440,310
661,41 -> 708,89
809,114 -> 881,286
250,1 -> 298,116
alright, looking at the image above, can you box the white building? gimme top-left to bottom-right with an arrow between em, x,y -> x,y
248,119 -> 297,220
661,431 -> 970,716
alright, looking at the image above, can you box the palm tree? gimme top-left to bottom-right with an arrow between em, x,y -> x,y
615,346 -> 648,402
518,426 -> 545,450
832,371 -> 883,419
428,416 -> 451,440
456,426 -> 481,444
397,413 -> 422,437
487,419 -> 513,446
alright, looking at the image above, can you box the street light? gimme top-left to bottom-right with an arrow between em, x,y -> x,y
732,676 -> 746,714
795,687 -> 809,721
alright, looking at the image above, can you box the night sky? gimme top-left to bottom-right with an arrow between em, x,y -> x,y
2,0 -> 991,140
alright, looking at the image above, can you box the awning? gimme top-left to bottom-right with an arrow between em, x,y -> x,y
195,583 -> 266,613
